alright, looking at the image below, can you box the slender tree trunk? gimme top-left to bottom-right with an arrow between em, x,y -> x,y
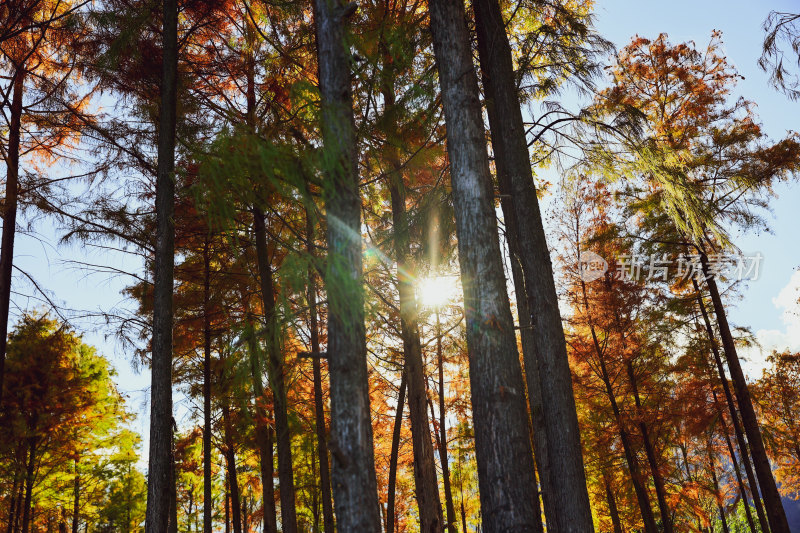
427,1 -> 541,530
708,442 -> 731,533
20,438 -> 36,533
700,252 -> 789,532
387,370 -> 407,533
435,312 -> 457,533
626,361 -> 672,532
202,241 -> 214,533
500,187 -> 551,532
580,280 -> 658,533
471,1 -> 593,530
244,320 -> 278,533
313,1 -> 382,530
222,402 -> 243,533
252,207 -> 298,533
693,278 -> 771,533
225,477 -> 230,533
145,0 -> 178,531
72,458 -> 80,533
380,28 -> 444,532
170,440 -> 178,533
0,66 -> 24,405
6,470 -> 19,533
305,206 -> 335,533
603,471 -> 624,533
714,392 -> 758,533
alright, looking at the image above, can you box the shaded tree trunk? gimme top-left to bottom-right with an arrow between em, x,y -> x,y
72,459 -> 80,533
626,361 -> 672,532
202,241 -> 214,533
222,401 -> 243,533
699,252 -> 789,533
379,25 -> 444,531
471,1 -> 594,530
435,311 -> 457,533
387,370 -> 407,533
428,0 -> 541,529
708,442 -> 731,533
252,207 -> 298,533
693,278 -> 771,533
0,65 -> 24,405
312,1 -> 382,530
603,471 -> 624,533
21,438 -> 36,533
305,206 -> 335,533
145,0 -> 178,531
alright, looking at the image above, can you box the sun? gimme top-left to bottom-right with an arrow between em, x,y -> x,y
418,276 -> 459,308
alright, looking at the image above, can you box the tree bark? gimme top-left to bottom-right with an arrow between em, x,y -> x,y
222,401 -> 243,533
202,241 -> 214,533
471,1 -> 594,530
252,207 -> 298,533
435,312 -> 457,533
693,276 -> 774,533
387,370 -> 407,533
72,458 -> 80,533
700,252 -> 790,532
386,133 -> 445,533
427,1 -> 541,530
305,206 -> 335,533
626,361 -> 672,532
244,318 -> 278,533
603,471 -> 624,533
312,1 -> 382,530
21,438 -> 36,533
0,66 -> 24,405
145,0 -> 178,531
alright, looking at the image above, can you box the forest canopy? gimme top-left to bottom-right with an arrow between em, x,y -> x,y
1,1 -> 800,532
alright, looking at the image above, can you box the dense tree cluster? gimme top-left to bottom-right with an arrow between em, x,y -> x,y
1,1 -> 800,532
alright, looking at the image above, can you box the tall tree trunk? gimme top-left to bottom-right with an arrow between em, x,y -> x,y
717,407 -> 758,533
626,361 -> 672,532
312,1 -> 382,530
387,370 -> 407,533
72,458 -> 80,533
708,442 -> 731,533
435,312 -> 457,533
603,471 -> 624,533
145,0 -> 178,531
6,469 -> 19,533
693,278 -> 771,533
305,206 -> 335,533
379,21 -> 444,531
471,1 -> 593,530
699,251 -> 789,532
427,1 -> 541,530
202,241 -> 214,533
252,207 -> 298,533
580,279 -> 658,532
0,66 -> 24,405
244,320 -> 278,533
20,438 -> 36,533
222,401 -> 243,533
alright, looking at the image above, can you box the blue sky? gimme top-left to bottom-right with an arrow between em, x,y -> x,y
8,0 -> 800,471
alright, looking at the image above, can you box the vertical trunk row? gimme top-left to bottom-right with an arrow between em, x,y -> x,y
0,66 -> 25,405
603,470 -> 624,533
145,0 -> 178,531
305,207 -> 335,533
386,370 -> 407,533
693,277 -> 772,533
252,207 -> 298,533
221,400 -> 243,533
312,1 -> 382,530
471,1 -> 594,530
699,253 -> 789,533
427,0 -> 541,530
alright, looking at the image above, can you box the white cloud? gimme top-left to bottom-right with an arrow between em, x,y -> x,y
742,270 -> 800,377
